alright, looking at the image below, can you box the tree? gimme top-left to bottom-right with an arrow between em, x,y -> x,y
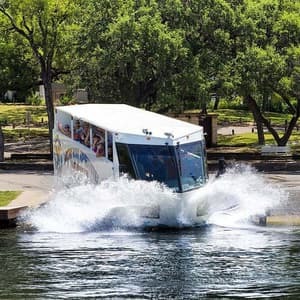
0,0 -> 79,153
0,35 -> 38,101
0,125 -> 3,161
233,0 -> 300,145
176,0 -> 235,113
71,0 -> 188,110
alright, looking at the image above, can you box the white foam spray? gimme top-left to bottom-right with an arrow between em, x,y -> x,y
204,164 -> 287,227
27,176 -> 176,232
26,165 -> 288,232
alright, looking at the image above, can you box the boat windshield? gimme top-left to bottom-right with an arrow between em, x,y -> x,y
177,142 -> 206,192
117,142 -> 206,193
128,144 -> 180,192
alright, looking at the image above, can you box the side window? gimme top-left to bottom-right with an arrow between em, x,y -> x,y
73,119 -> 83,142
58,122 -> 71,138
81,122 -> 90,148
56,112 -> 71,138
92,127 -> 105,157
116,143 -> 136,179
72,120 -> 90,148
107,132 -> 113,161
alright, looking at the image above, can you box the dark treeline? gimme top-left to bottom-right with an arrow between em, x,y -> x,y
0,0 -> 300,146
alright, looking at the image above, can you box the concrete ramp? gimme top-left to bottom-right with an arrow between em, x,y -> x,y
0,206 -> 28,227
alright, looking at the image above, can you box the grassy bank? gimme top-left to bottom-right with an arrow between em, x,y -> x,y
0,191 -> 21,206
218,131 -> 300,146
186,108 -> 295,127
217,132 -> 300,154
0,104 -> 48,142
0,104 -> 48,125
213,109 -> 293,126
3,127 -> 49,141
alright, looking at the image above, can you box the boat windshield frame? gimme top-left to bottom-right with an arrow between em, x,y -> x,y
116,142 -> 207,193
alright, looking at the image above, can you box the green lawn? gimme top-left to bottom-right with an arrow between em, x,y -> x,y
0,191 -> 22,207
0,104 -> 48,126
218,131 -> 300,153
0,104 -> 49,141
218,132 -> 292,146
3,127 -> 49,141
186,108 -> 295,127
213,109 -> 295,126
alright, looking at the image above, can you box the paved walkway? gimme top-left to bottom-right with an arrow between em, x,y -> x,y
217,125 -> 255,135
0,170 -> 53,208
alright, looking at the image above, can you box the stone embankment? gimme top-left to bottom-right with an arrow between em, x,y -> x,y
207,149 -> 300,172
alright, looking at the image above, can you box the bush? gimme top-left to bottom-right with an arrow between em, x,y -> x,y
58,95 -> 74,105
26,93 -> 44,106
217,97 -> 248,110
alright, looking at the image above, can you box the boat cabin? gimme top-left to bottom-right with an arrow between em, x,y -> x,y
53,104 -> 208,193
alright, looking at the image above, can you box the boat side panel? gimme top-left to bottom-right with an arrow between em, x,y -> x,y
53,129 -> 114,183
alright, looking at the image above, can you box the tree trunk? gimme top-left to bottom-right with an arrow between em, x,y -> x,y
246,95 -> 265,145
262,92 -> 269,112
135,79 -> 158,108
256,120 -> 265,145
41,67 -> 54,156
213,95 -> 220,111
200,99 -> 207,114
0,125 -> 4,162
247,95 -> 299,146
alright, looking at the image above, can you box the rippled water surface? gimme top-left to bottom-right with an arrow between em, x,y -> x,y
1,167 -> 300,299
1,226 -> 300,299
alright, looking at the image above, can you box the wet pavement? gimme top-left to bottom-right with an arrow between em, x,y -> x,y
0,170 -> 53,208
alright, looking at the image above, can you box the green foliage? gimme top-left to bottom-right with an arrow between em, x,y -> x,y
0,0 -> 300,146
0,191 -> 21,206
210,109 -> 253,124
25,93 -> 44,106
58,95 -> 74,106
213,97 -> 247,110
0,0 -> 81,149
0,35 -> 38,101
73,0 -> 187,107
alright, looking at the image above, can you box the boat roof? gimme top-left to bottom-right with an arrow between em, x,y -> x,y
56,104 -> 203,140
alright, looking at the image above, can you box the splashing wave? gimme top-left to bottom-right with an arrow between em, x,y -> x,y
25,165 -> 287,232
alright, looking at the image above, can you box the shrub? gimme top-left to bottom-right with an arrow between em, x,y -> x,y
26,93 -> 44,106
59,95 -> 74,105
217,97 -> 247,110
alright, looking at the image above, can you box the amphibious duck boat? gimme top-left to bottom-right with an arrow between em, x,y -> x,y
53,104 -> 209,227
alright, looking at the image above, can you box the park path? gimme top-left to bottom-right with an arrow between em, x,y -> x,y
0,170 -> 53,208
217,125 -> 255,135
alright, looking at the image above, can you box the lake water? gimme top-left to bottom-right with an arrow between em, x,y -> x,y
1,167 -> 300,299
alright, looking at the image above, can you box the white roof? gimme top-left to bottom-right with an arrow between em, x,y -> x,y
56,104 -> 203,140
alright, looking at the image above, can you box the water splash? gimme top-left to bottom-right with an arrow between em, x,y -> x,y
26,176 -> 176,232
25,165 -> 288,232
204,164 -> 288,227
